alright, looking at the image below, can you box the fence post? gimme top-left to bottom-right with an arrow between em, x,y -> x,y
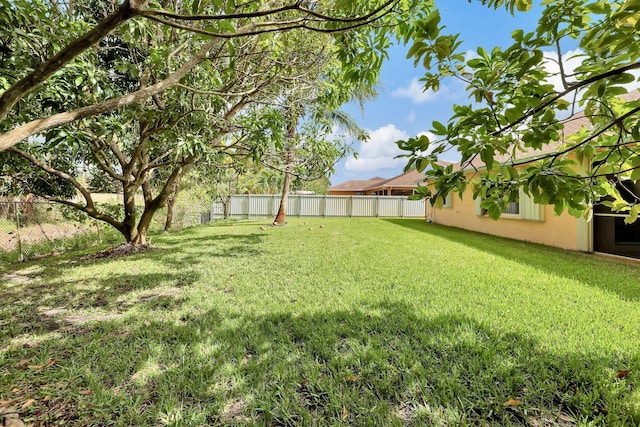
14,201 -> 23,261
322,195 -> 326,218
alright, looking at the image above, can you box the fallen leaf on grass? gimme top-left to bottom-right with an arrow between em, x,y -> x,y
15,358 -> 33,370
615,370 -> 632,380
0,407 -> 25,427
504,399 -> 522,407
343,375 -> 359,382
78,390 -> 93,395
342,406 -> 348,421
27,359 -> 56,372
20,399 -> 35,409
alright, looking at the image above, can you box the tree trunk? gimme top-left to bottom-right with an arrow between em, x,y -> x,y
164,180 -> 180,230
122,185 -> 138,243
135,163 -> 189,242
222,196 -> 231,220
273,167 -> 292,225
165,195 -> 176,230
273,119 -> 297,226
134,208 -> 157,244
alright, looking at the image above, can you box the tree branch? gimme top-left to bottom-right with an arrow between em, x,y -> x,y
0,0 -> 147,122
494,61 -> 640,137
139,3 -> 300,22
8,146 -> 94,205
0,37 -> 219,151
505,105 -> 640,168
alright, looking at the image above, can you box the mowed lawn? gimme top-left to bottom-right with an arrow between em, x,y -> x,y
2,218 -> 640,426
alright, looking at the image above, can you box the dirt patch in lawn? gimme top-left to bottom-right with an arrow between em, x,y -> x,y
80,243 -> 162,260
39,306 -> 123,326
1,273 -> 35,284
222,398 -> 249,422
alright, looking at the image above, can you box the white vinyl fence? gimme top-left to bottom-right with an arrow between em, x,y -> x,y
211,195 -> 426,219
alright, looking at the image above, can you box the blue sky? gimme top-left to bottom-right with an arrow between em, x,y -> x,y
329,1 -> 545,186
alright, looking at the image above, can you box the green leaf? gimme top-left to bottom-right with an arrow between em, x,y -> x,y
432,121 -> 447,135
515,0 -> 532,12
625,205 -> 639,224
191,0 -> 202,14
554,200 -> 564,216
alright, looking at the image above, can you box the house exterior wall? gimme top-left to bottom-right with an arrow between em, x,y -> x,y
429,185 -> 580,251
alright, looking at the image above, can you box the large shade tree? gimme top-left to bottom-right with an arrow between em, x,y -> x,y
0,4 -> 348,243
399,0 -> 640,222
0,0 -> 456,244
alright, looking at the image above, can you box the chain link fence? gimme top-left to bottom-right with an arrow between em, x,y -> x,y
0,198 -> 209,263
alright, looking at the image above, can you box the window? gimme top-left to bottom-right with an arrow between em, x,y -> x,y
475,189 -> 543,221
502,200 -> 520,214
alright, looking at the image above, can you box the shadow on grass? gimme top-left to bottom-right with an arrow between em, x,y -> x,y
158,232 -> 264,254
0,271 -> 196,342
0,225 -> 258,344
152,232 -> 265,273
2,302 -> 637,426
382,218 -> 640,302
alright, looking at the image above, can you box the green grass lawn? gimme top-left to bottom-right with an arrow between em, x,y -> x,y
2,218 -> 640,426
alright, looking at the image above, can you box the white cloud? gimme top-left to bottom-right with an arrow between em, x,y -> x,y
407,110 -> 416,123
543,48 -> 640,94
541,49 -> 585,92
392,78 -> 438,104
345,125 -> 434,172
464,49 -> 479,63
345,124 -> 409,172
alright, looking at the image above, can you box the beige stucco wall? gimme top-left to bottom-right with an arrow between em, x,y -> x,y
429,187 -> 580,251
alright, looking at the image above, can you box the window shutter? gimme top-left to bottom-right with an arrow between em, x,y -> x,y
475,197 -> 483,216
519,188 -> 544,221
443,192 -> 452,208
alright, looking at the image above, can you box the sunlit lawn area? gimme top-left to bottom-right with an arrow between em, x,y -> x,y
2,218 -> 640,426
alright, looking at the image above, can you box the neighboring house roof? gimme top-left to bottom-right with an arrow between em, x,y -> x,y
376,169 -> 427,189
328,176 -> 387,193
329,163 -> 455,193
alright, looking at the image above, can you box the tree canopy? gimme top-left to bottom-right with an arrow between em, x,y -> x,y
400,0 -> 640,222
0,0 -> 449,151
0,0 -> 454,243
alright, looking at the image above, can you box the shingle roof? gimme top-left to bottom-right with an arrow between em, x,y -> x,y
328,176 -> 387,192
376,169 -> 425,188
329,162 -> 456,192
